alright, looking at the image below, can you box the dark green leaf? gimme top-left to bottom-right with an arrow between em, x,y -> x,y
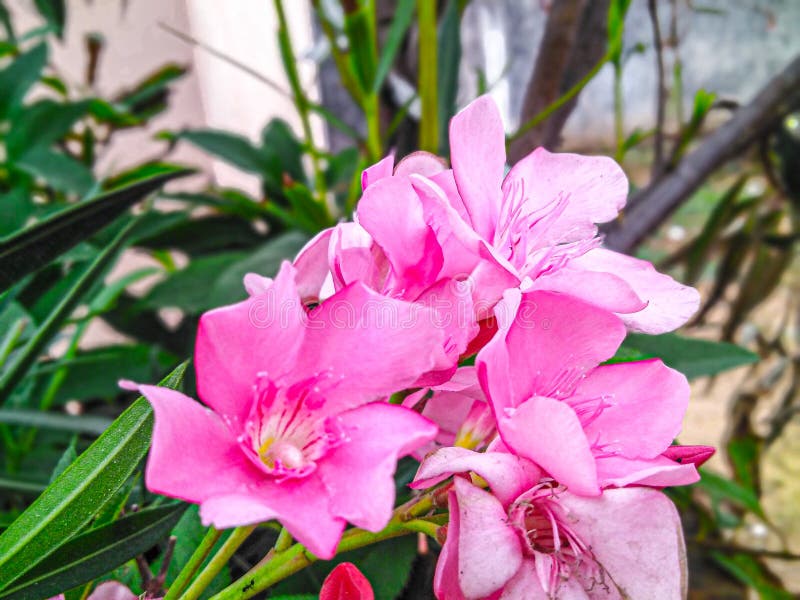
49,437 -> 77,483
260,119 -> 306,185
0,43 -> 47,118
33,0 -> 65,38
0,168 -> 191,291
134,214 -> 263,256
620,333 -> 758,379
272,535 -> 417,600
0,189 -> 32,237
436,0 -> 462,155
0,504 -> 186,600
208,231 -> 309,308
283,183 -> 331,233
343,6 -> 378,93
168,129 -> 266,174
371,0 -> 415,94
115,63 -> 187,118
6,100 -> 91,158
699,470 -> 764,518
0,409 -> 111,435
0,219 -> 136,400
15,146 -> 95,195
0,362 -> 187,592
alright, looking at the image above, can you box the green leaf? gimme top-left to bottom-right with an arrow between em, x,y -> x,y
0,409 -> 111,435
14,146 -> 95,195
49,437 -> 77,483
620,333 -> 758,379
0,43 -> 47,118
32,344 -> 176,405
33,0 -> 65,38
260,119 -> 306,186
0,504 -> 186,600
0,167 -> 191,291
343,5 -> 378,93
711,553 -> 793,599
0,189 -> 32,237
699,470 -> 764,518
436,0 -> 462,155
115,63 -> 187,119
141,251 -> 247,314
0,220 -> 137,400
208,231 -> 309,308
168,129 -> 266,174
371,0 -> 415,94
0,362 -> 187,592
134,214 -> 263,256
283,183 -> 331,233
5,99 -> 90,157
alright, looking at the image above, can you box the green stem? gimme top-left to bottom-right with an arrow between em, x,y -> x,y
364,93 -> 383,162
416,0 -> 438,153
613,60 -> 624,162
182,525 -> 255,600
273,0 -> 329,206
210,517 -> 439,600
274,526 -> 293,552
0,318 -> 27,365
164,527 -> 224,600
507,50 -> 612,144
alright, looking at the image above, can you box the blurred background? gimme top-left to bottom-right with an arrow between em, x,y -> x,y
1,1 -> 799,598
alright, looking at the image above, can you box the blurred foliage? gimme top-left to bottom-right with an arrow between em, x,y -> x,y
0,0 -> 797,599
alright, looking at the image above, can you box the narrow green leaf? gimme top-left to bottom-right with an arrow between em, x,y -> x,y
0,189 -> 32,237
699,470 -> 764,518
0,220 -> 135,399
0,504 -> 186,600
0,168 -> 191,291
343,6 -> 378,93
49,437 -> 77,483
436,0 -> 462,155
0,43 -> 47,118
0,410 -> 112,435
371,0 -> 415,94
33,0 -> 65,38
621,333 -> 758,380
0,362 -> 187,592
167,129 -> 266,174
6,99 -> 90,158
15,146 -> 95,196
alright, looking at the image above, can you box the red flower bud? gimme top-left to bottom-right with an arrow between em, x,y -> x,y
320,563 -> 375,600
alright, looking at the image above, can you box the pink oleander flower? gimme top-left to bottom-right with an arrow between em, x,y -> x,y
49,582 -> 139,600
477,288 -> 702,496
350,95 -> 699,335
402,366 -> 496,458
412,447 -> 687,599
320,563 -> 375,600
124,262 -> 445,559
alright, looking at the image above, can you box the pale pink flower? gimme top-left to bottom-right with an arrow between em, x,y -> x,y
402,366 -> 495,458
477,289 -> 700,496
413,448 -> 687,599
361,96 -> 699,334
124,262 -> 445,559
49,582 -> 139,600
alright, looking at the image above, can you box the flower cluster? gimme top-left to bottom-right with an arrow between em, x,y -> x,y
127,95 -> 712,598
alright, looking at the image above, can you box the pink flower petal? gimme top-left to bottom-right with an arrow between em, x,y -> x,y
574,359 -> 689,459
361,154 -> 394,190
200,476 -> 347,559
195,261 -> 306,424
137,385 -> 262,504
299,282 -> 449,409
294,228 -> 334,300
531,267 -> 647,315
479,291 -> 626,411
412,447 -> 540,506
356,176 -> 444,296
597,454 -> 700,488
561,488 -> 687,599
328,223 -> 379,291
450,96 -> 505,239
569,248 -> 700,334
498,395 -> 600,496
87,582 -> 138,600
452,477 -> 523,599
394,151 -> 447,178
319,403 -> 437,532
498,561 -> 548,600
434,488 -> 467,600
502,147 -> 627,246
